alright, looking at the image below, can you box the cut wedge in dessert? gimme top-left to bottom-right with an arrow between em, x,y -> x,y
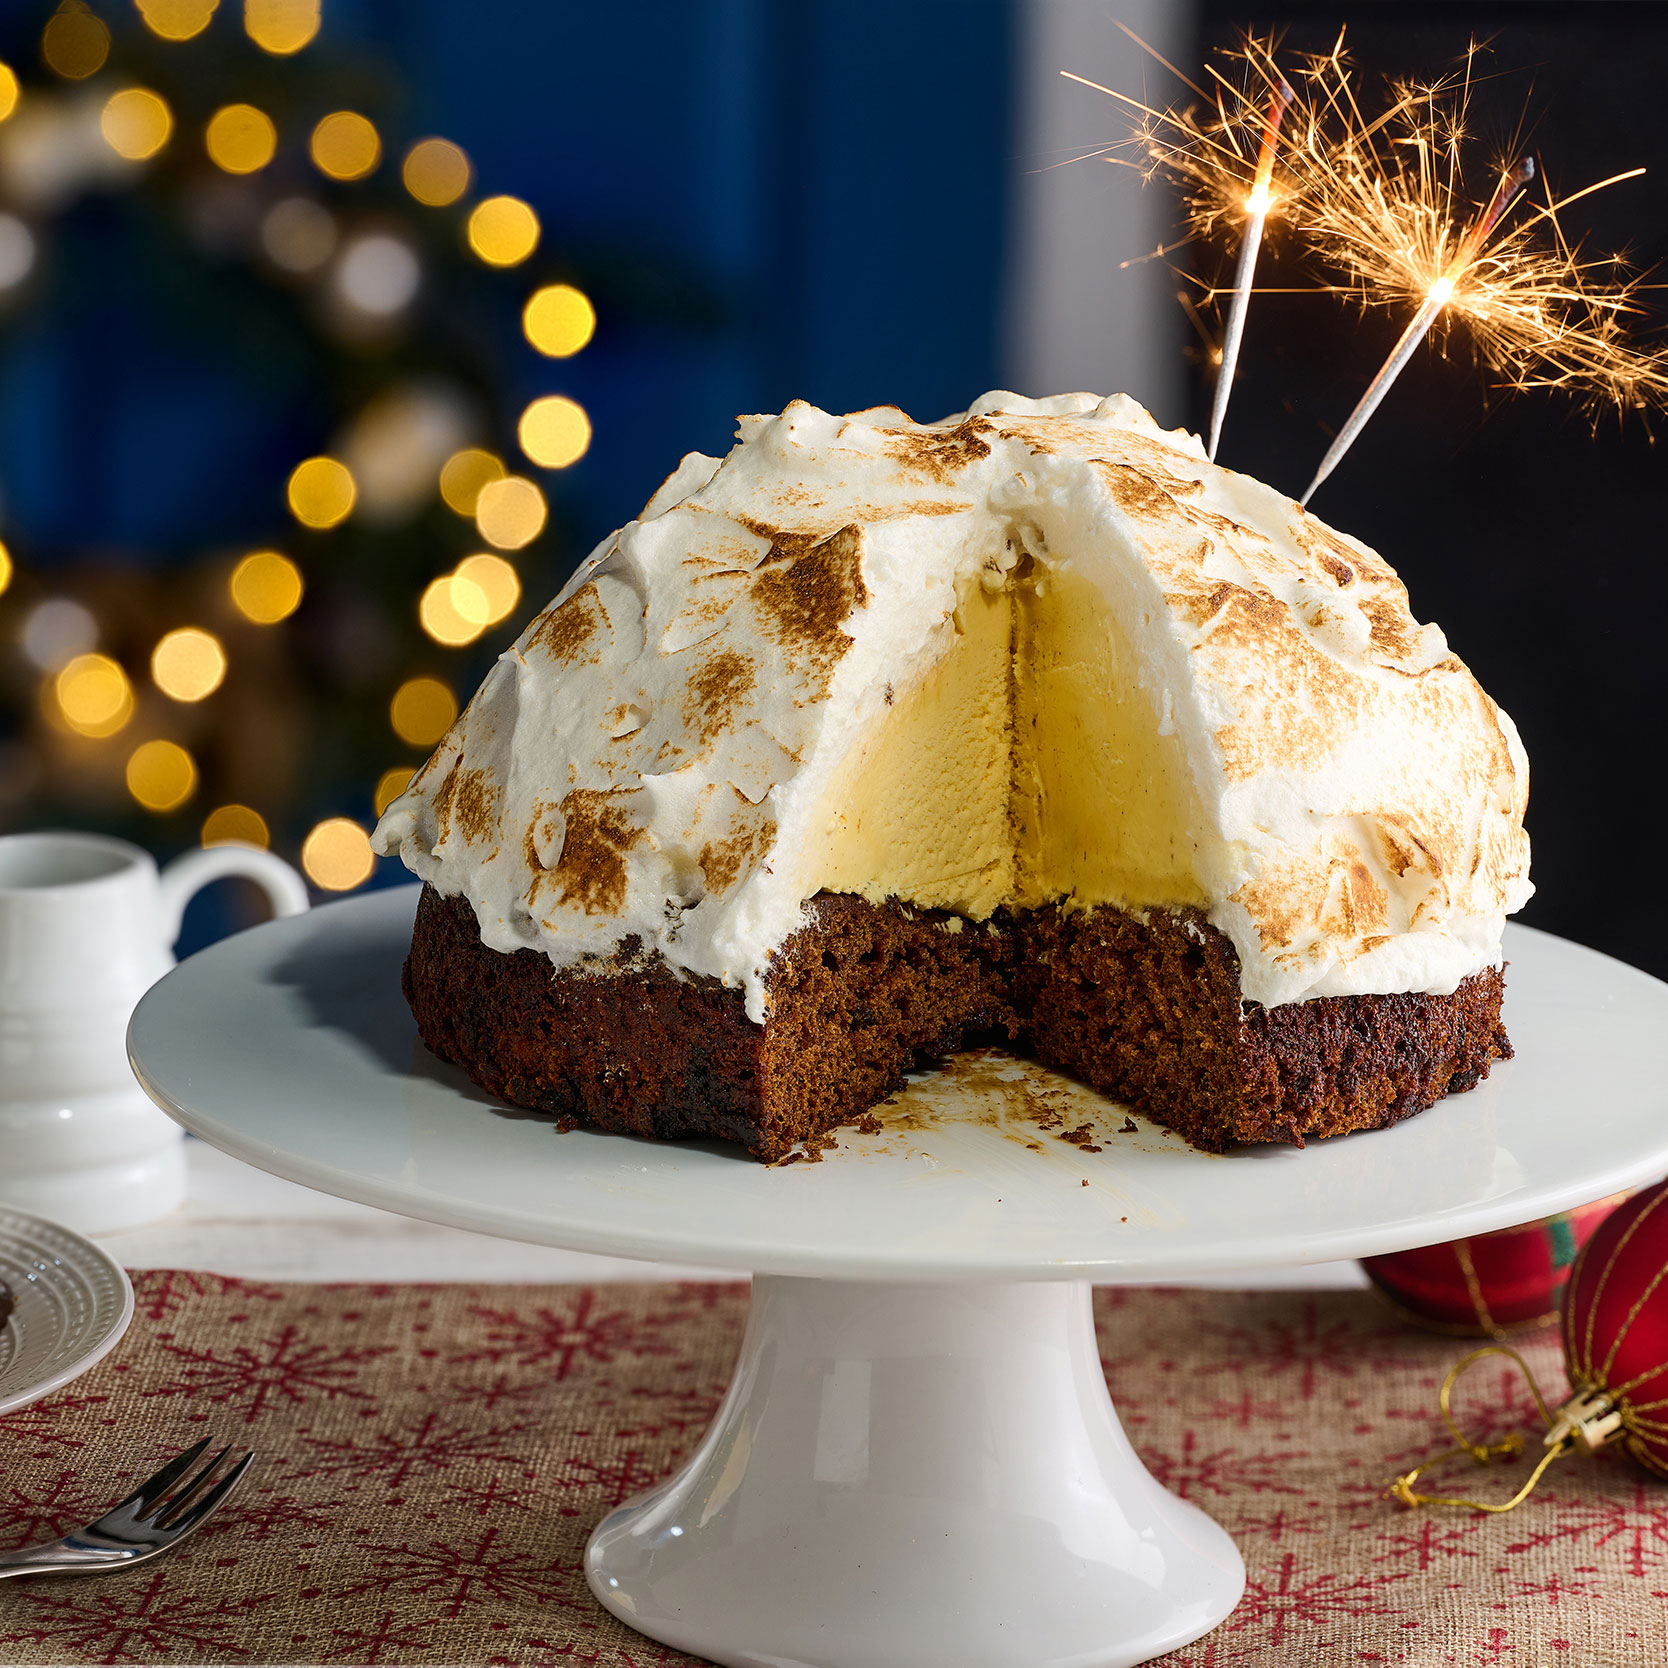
377,392 -> 1530,1160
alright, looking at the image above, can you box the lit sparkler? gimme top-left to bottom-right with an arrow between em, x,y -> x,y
1284,38 -> 1668,498
1301,154 -> 1536,503
1068,31 -> 1668,491
1208,76 -> 1293,461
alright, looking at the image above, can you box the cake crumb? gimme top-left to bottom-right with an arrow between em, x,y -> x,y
1081,1178 -> 1088,1187
1119,1117 -> 1138,1134
853,1112 -> 882,1135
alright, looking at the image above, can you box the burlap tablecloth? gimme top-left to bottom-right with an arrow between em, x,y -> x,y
0,1272 -> 1662,1665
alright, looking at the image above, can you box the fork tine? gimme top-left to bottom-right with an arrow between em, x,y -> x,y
110,1438 -> 214,1518
146,1444 -> 233,1527
157,1452 -> 253,1537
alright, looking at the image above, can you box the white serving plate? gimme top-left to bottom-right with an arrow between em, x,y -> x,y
0,1205 -> 134,1416
129,886 -> 1668,1283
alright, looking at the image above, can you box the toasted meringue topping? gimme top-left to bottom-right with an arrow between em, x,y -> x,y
375,391 -> 1531,1022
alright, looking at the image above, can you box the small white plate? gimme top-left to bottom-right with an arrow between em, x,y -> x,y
0,1206 -> 134,1415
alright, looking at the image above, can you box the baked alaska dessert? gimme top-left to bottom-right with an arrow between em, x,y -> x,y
375,391 -> 1531,1161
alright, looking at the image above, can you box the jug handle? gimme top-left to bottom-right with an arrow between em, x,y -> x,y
157,845 -> 311,947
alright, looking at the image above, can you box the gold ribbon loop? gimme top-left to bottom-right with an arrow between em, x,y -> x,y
1385,1343 -> 1616,1514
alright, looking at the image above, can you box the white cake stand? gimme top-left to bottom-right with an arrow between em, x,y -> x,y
129,887 -> 1668,1668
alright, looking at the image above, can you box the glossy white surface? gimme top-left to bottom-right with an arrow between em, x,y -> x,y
0,1205 -> 134,1416
133,886 -> 1668,1281
588,1276 -> 1243,1668
0,831 -> 308,1232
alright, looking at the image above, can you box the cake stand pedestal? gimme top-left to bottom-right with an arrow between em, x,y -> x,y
129,888 -> 1668,1668
586,1276 -> 1239,1668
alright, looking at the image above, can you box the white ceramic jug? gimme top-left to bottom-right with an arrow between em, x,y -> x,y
0,830 -> 309,1232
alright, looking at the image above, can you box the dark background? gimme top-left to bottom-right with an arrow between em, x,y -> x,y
0,0 -> 1661,980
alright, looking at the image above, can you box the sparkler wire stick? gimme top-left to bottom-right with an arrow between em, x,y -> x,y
1301,155 -> 1536,505
1207,78 -> 1293,461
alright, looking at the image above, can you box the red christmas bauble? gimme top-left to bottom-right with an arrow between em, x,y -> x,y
1562,1178 -> 1668,1479
1363,1195 -> 1624,1336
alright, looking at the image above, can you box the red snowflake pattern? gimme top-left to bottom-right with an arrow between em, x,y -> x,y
0,1392 -> 114,1457
142,1322 -> 390,1424
1505,1476 -> 1668,1579
446,1371 -> 551,1414
1374,1513 -> 1486,1570
200,1488 -> 347,1544
129,1269 -> 286,1325
611,1383 -> 727,1444
0,1569 -> 276,1662
291,1409 -> 536,1494
321,1608 -> 440,1662
339,1525 -> 581,1618
443,1474 -> 541,1517
0,1275 -> 1657,1665
1224,1551 -> 1410,1648
1140,1430 -> 1303,1501
1492,1570 -> 1603,1608
1203,1299 -> 1403,1401
451,1289 -> 687,1379
555,1447 -> 668,1508
0,1469 -> 111,1551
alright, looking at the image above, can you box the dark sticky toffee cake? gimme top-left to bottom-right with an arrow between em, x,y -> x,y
376,392 -> 1531,1161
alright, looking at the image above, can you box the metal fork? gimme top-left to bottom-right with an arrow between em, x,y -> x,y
0,1438 -> 254,1579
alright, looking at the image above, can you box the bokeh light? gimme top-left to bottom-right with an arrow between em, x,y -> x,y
309,110 -> 379,181
519,395 -> 591,469
0,65 -> 19,123
287,456 -> 355,528
401,138 -> 470,207
438,448 -> 503,517
419,574 -> 488,646
23,598 -> 96,671
0,541 -> 11,597
523,284 -> 595,358
302,816 -> 374,889
127,739 -> 197,812
206,103 -> 277,174
101,88 -> 173,162
42,4 -> 110,81
466,196 -> 539,267
230,550 -> 303,622
137,0 -> 217,42
455,553 -> 520,625
202,803 -> 270,848
152,627 -> 226,702
474,476 -> 546,550
54,653 -> 132,738
0,216 -> 33,290
245,0 -> 320,55
374,766 -> 413,817
390,676 -> 456,746
335,234 -> 418,316
260,197 -> 335,273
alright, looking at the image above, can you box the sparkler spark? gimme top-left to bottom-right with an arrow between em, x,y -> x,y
1067,31 -> 1668,490
1289,40 -> 1668,496
1301,154 -> 1537,503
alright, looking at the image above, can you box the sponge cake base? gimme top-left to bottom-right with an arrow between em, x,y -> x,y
403,884 -> 1509,1162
